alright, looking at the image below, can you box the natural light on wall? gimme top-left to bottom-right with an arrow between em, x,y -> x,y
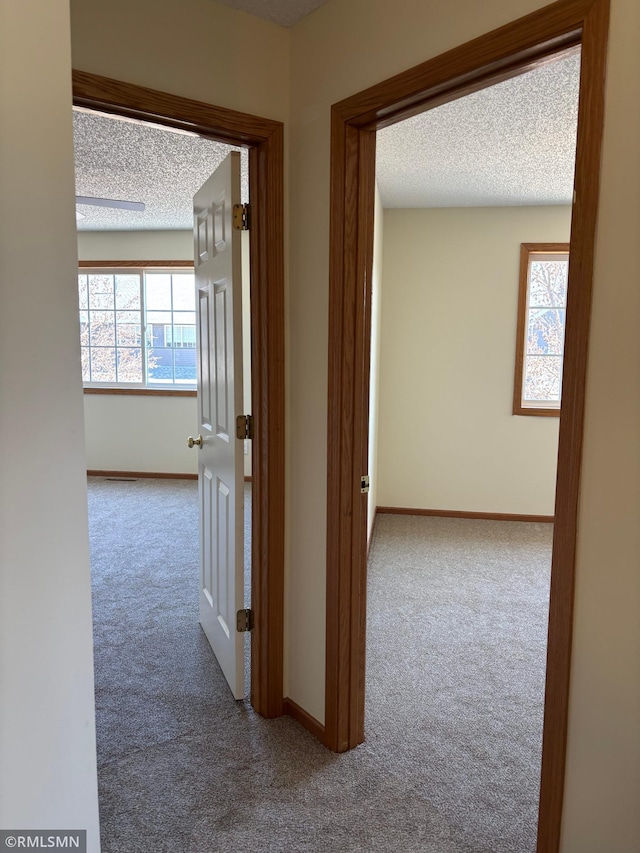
513,243 -> 569,416
79,266 -> 196,388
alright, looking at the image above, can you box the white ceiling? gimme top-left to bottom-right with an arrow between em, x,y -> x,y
211,0 -> 329,27
73,50 -> 580,231
376,51 -> 580,208
73,110 -> 248,231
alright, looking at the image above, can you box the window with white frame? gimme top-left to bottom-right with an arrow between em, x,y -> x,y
79,266 -> 196,389
164,324 -> 197,348
513,243 -> 569,416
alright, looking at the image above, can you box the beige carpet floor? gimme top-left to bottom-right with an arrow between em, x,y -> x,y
88,477 -> 551,852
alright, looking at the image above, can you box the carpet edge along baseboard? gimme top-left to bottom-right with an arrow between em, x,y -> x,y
87,470 -> 198,480
87,470 -> 253,482
376,506 -> 554,523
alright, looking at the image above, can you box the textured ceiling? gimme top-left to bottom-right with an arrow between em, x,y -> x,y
212,0 -> 329,27
376,51 -> 580,208
73,110 -> 248,231
73,51 -> 580,232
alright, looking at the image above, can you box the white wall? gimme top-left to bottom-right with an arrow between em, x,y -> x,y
83,392 -> 197,474
377,206 -> 570,516
367,186 -> 384,538
289,1 -> 640,850
70,0 -> 290,123
78,229 -> 252,476
77,229 -> 193,261
0,0 -> 100,846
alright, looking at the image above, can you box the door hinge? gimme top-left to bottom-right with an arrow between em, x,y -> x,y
233,203 -> 250,231
360,475 -> 370,494
236,414 -> 254,441
237,608 -> 254,632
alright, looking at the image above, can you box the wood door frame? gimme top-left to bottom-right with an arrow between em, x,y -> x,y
325,1 -> 609,851
73,70 -> 285,718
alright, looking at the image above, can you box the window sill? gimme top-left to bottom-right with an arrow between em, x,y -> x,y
513,404 -> 560,417
83,387 -> 196,397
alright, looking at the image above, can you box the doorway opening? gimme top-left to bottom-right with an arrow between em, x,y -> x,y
72,70 -> 285,718
363,48 -> 579,853
75,109 -> 255,700
325,2 -> 609,851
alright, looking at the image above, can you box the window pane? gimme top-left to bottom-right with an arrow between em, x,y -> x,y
81,267 -> 197,389
146,274 -> 172,310
147,321 -> 171,350
78,275 -> 88,309
173,310 -> 196,327
90,311 -> 115,346
147,348 -> 174,384
90,347 -> 116,382
89,274 -> 115,309
529,260 -> 568,307
116,348 -> 142,383
169,322 -> 197,348
146,310 -> 173,326
524,355 -> 562,403
81,347 -> 90,382
172,274 -> 195,311
116,322 -> 142,347
181,326 -> 196,348
116,310 -> 141,325
526,308 -> 565,355
79,311 -> 89,347
174,348 -> 197,383
115,275 -> 141,310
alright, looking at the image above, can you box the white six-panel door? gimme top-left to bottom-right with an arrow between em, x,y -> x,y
193,152 -> 245,699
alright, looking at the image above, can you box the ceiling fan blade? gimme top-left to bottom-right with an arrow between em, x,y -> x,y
75,196 -> 146,212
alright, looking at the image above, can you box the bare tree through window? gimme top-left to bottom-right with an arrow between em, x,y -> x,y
513,244 -> 569,416
79,267 -> 195,388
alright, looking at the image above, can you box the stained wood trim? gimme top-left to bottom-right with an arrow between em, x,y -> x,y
516,407 -> 562,417
78,260 -> 193,268
377,507 -> 554,523
74,71 -> 285,720
283,698 -> 326,744
325,108 -> 348,752
513,243 -> 570,417
326,117 -> 377,752
333,11 -> 584,129
246,124 -> 285,718
351,128 -> 377,749
73,70 -> 282,145
325,2 -> 610,851
538,1 -> 609,847
83,388 -> 196,397
87,470 -> 197,480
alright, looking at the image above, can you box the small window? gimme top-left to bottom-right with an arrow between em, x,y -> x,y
79,265 -> 196,389
513,243 -> 569,416
164,324 -> 197,348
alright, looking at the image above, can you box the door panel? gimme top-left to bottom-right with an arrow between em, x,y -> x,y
194,152 -> 245,699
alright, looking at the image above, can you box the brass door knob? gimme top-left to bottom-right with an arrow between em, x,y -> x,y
187,434 -> 203,448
